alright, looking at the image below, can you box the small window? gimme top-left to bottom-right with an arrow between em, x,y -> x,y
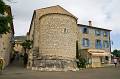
64,28 -> 68,33
83,27 -> 89,34
82,38 -> 90,47
103,31 -> 109,37
103,40 -> 109,48
95,40 -> 102,49
95,30 -> 101,36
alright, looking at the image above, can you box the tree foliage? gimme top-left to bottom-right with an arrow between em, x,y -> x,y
21,40 -> 33,49
112,49 -> 120,57
0,0 -> 5,14
76,41 -> 87,68
76,57 -> 87,68
0,0 -> 12,34
0,16 -> 12,34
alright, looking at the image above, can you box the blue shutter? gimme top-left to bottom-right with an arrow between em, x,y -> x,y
103,41 -> 105,48
88,39 -> 89,47
103,40 -> 110,48
103,31 -> 109,37
106,41 -> 109,48
82,38 -> 84,46
100,40 -> 102,49
102,31 -> 104,37
95,40 -> 97,48
106,32 -> 109,37
95,40 -> 102,49
100,31 -> 101,36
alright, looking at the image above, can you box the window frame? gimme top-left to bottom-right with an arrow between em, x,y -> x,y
82,27 -> 89,34
82,38 -> 90,47
95,29 -> 101,36
103,31 -> 109,37
64,28 -> 68,33
103,40 -> 109,48
95,39 -> 102,49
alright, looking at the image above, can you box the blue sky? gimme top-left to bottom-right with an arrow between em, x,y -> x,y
6,0 -> 120,51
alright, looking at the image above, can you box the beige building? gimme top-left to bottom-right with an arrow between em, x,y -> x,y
27,5 -> 78,71
14,36 -> 26,54
0,5 -> 14,66
77,21 -> 112,68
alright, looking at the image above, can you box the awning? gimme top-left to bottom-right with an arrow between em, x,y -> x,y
88,49 -> 105,53
89,52 -> 111,56
88,49 -> 111,56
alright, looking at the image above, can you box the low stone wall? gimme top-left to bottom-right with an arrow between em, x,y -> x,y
28,55 -> 78,71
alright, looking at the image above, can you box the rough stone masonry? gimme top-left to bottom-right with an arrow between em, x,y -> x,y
27,5 -> 78,71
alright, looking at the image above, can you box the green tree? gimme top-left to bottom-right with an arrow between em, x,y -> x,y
112,49 -> 120,57
76,41 -> 87,68
0,0 -> 5,14
0,0 -> 12,34
21,40 -> 33,53
76,56 -> 87,68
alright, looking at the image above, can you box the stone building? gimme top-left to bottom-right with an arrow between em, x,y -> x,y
14,36 -> 26,54
28,5 -> 112,70
27,5 -> 78,71
0,5 -> 14,66
77,21 -> 112,68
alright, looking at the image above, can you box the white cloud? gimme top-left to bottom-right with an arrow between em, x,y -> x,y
13,19 -> 30,36
5,0 -> 120,50
6,0 -> 120,35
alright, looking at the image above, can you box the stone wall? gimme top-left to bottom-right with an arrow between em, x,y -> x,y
28,13 -> 78,71
39,14 -> 77,59
31,55 -> 77,71
0,33 -> 13,66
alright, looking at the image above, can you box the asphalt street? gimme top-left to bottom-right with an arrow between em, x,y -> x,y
0,60 -> 120,79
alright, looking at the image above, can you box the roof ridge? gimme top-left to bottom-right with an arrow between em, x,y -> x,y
35,5 -> 60,11
35,5 -> 77,19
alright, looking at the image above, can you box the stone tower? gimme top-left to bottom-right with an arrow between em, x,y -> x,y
28,5 -> 78,71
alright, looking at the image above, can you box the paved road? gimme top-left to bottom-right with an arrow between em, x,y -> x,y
0,60 -> 120,79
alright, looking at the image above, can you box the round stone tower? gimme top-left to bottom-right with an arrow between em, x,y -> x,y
31,5 -> 78,71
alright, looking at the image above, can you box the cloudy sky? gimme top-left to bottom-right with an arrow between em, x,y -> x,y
6,0 -> 120,51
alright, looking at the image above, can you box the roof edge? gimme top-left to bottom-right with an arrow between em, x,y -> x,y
36,5 -> 78,20
78,24 -> 112,31
28,10 -> 36,35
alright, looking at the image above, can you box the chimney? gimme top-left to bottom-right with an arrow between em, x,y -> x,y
88,20 -> 92,26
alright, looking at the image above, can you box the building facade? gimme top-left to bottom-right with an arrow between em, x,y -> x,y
27,5 -> 112,70
0,5 -> 14,67
77,21 -> 111,68
14,36 -> 26,54
27,5 -> 78,71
